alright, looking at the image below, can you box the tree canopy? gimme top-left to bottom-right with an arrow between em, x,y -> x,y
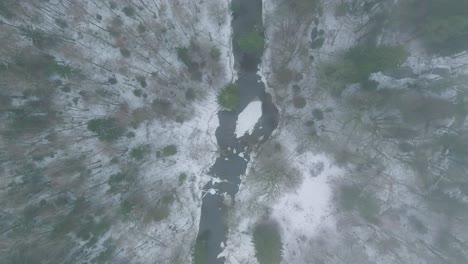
87,118 -> 125,142
253,221 -> 283,264
398,0 -> 468,55
320,44 -> 408,95
217,83 -> 240,111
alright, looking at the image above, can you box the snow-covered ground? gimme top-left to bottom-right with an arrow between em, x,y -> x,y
271,150 -> 342,261
122,91 -> 220,262
0,0 -> 236,263
256,0 -> 468,263
218,216 -> 258,264
224,0 -> 401,263
106,1 -> 235,261
220,126 -> 344,263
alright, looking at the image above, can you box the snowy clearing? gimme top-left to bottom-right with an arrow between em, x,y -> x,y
271,150 -> 342,262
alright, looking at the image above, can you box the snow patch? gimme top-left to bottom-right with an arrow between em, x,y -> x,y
271,151 -> 342,261
218,218 -> 258,264
235,101 -> 263,138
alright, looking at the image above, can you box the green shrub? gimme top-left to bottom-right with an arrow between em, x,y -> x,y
161,193 -> 174,205
210,47 -> 221,61
408,215 -> 428,234
217,83 -> 240,111
52,217 -> 76,238
144,193 -> 173,221
52,198 -> 88,237
133,89 -> 142,97
93,239 -> 116,263
120,48 -> 131,58
108,77 -> 118,84
424,16 -> 468,55
339,185 -> 381,223
275,67 -> 297,85
344,45 -> 408,82
122,6 -> 135,17
23,204 -> 41,224
283,0 -> 320,17
320,45 -> 407,96
109,1 -> 117,9
146,206 -> 170,222
253,221 -> 283,264
176,46 -> 202,81
361,79 -> 379,90
438,133 -> 468,162
54,18 -> 68,29
108,165 -> 137,194
126,131 -> 135,138
185,88 -> 196,101
178,173 -> 187,185
397,0 -> 468,55
137,23 -> 147,34
335,1 -> 348,17
5,96 -> 57,137
120,198 -> 134,217
20,27 -> 59,49
162,144 -> 177,157
9,112 -> 51,135
292,84 -> 301,94
87,118 -> 125,142
293,96 -> 306,108
189,65 -> 202,81
251,141 -> 302,199
136,75 -> 147,88
61,85 -> 71,93
0,0 -> 15,19
76,217 -> 110,241
11,164 -> 46,194
237,30 -> 265,55
108,17 -> 123,37
312,108 -> 324,120
176,47 -> 192,66
152,98 -> 172,117
108,172 -> 128,194
398,96 -> 457,124
339,185 -> 361,210
130,145 -> 149,160
358,195 -> 380,224
48,63 -> 77,78
11,52 -> 78,79
310,37 -> 325,49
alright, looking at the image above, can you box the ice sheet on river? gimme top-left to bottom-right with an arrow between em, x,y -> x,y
235,100 -> 262,138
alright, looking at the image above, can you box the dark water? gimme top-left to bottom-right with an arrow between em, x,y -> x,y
195,0 -> 278,263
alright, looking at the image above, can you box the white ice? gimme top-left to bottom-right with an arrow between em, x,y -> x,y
235,100 -> 263,138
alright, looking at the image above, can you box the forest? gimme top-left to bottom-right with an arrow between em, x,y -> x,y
1,0 -> 231,263
223,0 -> 468,263
1,0 -> 468,263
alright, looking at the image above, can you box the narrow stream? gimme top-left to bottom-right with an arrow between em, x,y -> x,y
196,0 -> 278,263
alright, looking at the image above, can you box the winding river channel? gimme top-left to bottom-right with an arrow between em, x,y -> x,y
196,0 -> 279,263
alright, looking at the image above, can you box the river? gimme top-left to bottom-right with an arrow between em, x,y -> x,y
195,0 -> 278,263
